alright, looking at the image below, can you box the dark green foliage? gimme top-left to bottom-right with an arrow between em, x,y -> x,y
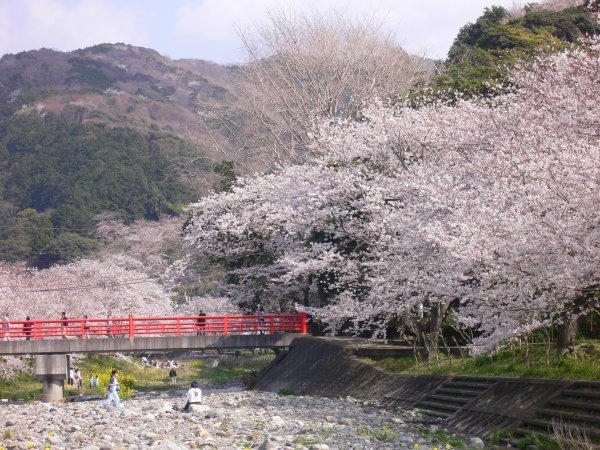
0,113 -> 191,219
212,160 -> 237,193
579,310 -> 600,340
419,4 -> 600,101
0,209 -> 54,262
517,433 -> 560,450
0,112 -> 193,265
39,232 -> 99,267
277,387 -> 296,396
521,7 -> 600,42
447,6 -> 511,62
50,204 -> 96,235
67,57 -> 119,90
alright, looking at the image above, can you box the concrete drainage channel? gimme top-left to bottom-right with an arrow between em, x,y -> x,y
253,337 -> 600,448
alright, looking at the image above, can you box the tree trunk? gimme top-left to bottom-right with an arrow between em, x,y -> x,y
424,301 -> 451,359
555,291 -> 599,354
300,274 -> 313,307
556,316 -> 581,354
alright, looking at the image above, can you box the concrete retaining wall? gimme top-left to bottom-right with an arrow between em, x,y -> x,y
254,337 -> 600,440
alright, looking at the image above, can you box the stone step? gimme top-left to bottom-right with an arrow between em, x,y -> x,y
515,426 -> 600,440
443,381 -> 493,390
419,408 -> 452,419
537,408 -> 600,425
427,394 -> 471,404
418,400 -> 462,412
520,419 -> 600,438
455,376 -> 497,382
562,389 -> 600,400
435,387 -> 481,397
548,398 -> 600,413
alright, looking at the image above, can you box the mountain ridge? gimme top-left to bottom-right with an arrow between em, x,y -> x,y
0,43 -> 237,141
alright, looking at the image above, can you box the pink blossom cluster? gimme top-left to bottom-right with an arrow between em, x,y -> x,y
0,356 -> 32,380
180,44 -> 599,352
0,256 -> 174,322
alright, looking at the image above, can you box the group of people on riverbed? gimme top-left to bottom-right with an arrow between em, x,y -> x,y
67,368 -> 99,390
98,369 -> 202,412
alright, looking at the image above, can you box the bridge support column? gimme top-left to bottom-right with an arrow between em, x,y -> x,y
35,354 -> 67,402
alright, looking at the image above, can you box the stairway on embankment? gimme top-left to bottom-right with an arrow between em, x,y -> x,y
254,337 -> 600,447
414,377 -> 497,419
517,380 -> 600,445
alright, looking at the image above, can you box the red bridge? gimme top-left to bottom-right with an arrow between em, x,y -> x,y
0,314 -> 308,401
0,313 -> 307,341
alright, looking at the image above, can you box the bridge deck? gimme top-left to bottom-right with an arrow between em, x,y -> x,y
0,313 -> 306,355
0,333 -> 301,355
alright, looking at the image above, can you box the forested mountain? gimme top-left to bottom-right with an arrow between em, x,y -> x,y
0,43 -> 237,266
0,44 -> 234,133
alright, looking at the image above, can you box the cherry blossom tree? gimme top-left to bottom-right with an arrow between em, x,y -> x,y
0,256 -> 175,322
178,42 -> 599,354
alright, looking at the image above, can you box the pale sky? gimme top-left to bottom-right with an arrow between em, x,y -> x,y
0,0 -> 521,63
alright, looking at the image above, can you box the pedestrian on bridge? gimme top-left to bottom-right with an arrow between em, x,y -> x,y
83,315 -> 90,339
99,370 -> 121,408
23,316 -> 33,340
1,313 -> 9,341
106,311 -> 113,338
60,312 -> 68,339
196,311 -> 206,335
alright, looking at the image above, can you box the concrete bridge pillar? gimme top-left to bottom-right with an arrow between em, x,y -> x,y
35,354 -> 67,402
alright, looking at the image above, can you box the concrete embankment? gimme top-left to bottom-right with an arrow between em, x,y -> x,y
254,337 -> 419,399
255,337 -> 600,443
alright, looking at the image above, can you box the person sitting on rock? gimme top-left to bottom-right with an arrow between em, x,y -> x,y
183,381 -> 202,412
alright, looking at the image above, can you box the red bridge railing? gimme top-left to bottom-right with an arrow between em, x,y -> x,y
0,313 -> 307,341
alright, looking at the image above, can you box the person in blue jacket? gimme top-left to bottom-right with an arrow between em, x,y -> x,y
99,369 -> 122,408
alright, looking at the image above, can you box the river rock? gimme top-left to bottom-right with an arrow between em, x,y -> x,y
470,436 -> 485,448
0,388 -> 466,449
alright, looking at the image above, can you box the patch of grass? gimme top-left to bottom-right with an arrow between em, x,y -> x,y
517,433 -> 560,450
1,353 -> 274,401
367,339 -> 600,380
277,387 -> 296,396
369,356 -> 417,373
293,436 -> 319,445
489,426 -> 513,445
0,373 -> 42,400
187,360 -> 249,386
420,428 -> 467,448
358,425 -> 397,443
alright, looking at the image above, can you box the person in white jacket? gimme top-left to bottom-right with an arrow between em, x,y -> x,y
183,381 -> 202,411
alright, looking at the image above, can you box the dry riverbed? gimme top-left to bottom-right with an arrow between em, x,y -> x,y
0,389 -> 479,449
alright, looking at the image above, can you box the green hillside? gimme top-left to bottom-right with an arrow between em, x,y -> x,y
0,112 -> 193,266
424,3 -> 600,100
0,43 -> 238,267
